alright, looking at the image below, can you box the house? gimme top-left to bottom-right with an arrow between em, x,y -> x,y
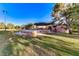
21,18 -> 70,34
33,21 -> 69,33
34,22 -> 53,30
53,16 -> 70,33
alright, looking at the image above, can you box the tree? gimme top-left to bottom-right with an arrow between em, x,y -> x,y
7,23 -> 15,29
62,4 -> 79,32
52,3 -> 79,33
0,22 -> 5,29
15,25 -> 20,29
24,23 -> 33,29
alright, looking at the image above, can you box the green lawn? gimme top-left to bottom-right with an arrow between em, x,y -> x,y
0,31 -> 11,55
0,31 -> 79,56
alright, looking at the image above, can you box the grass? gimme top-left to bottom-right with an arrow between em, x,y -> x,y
0,31 -> 79,56
0,31 -> 11,55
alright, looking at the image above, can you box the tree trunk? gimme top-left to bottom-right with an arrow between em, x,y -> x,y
66,18 -> 72,34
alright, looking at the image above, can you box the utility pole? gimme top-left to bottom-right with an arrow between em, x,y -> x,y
3,10 -> 7,31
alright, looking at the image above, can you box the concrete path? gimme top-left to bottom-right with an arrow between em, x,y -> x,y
38,33 -> 79,42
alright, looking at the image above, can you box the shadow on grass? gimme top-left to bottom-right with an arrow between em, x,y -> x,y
2,35 -> 79,56
2,43 -> 13,56
38,40 -> 79,56
26,36 -> 79,56
22,36 -> 79,56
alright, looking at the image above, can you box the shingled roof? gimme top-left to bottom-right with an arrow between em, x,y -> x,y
34,22 -> 54,26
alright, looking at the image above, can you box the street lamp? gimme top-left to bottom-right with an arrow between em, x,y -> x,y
3,10 -> 7,31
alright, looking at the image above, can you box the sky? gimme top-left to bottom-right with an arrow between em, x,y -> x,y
0,3 -> 55,25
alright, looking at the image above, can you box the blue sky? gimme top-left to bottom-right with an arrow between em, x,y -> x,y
0,3 -> 55,25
